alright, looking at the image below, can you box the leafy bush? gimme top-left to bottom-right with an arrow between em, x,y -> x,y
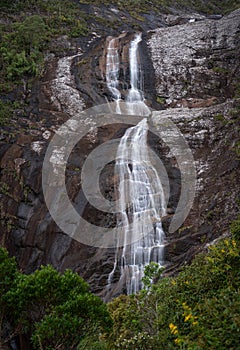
0,15 -> 47,81
106,216 -> 240,349
231,215 -> 240,244
1,221 -> 240,349
0,248 -> 17,299
0,248 -> 112,350
0,0 -> 88,91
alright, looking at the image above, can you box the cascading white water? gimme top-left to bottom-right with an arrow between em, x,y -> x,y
115,120 -> 166,294
106,32 -> 166,296
126,33 -> 150,116
106,37 -> 121,114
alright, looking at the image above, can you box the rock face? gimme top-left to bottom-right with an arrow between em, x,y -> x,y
151,102 -> 239,273
0,9 -> 239,299
145,9 -> 240,273
74,31 -> 156,107
148,9 -> 240,108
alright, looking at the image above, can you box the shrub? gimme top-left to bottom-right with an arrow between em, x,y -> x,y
0,248 -> 112,350
107,217 -> 240,349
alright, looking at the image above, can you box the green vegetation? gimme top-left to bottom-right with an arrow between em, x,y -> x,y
0,181 -> 10,195
1,16 -> 48,80
214,113 -> 225,122
104,216 -> 240,349
1,217 -> 240,349
0,0 -> 88,89
0,100 -> 15,125
0,0 -> 239,94
0,0 -> 89,125
0,251 -> 111,349
156,96 -> 166,105
0,0 -> 240,344
213,66 -> 230,75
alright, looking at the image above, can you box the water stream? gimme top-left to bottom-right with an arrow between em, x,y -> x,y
106,33 -> 166,295
106,37 -> 122,114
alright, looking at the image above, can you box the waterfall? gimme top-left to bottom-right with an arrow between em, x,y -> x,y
105,33 -> 166,296
106,37 -> 121,114
126,33 -> 150,116
115,120 -> 166,294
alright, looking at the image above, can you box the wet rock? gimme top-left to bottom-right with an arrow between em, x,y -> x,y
74,31 -> 156,107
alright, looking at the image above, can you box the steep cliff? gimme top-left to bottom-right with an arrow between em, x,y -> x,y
0,3 -> 239,299
148,9 -> 240,273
